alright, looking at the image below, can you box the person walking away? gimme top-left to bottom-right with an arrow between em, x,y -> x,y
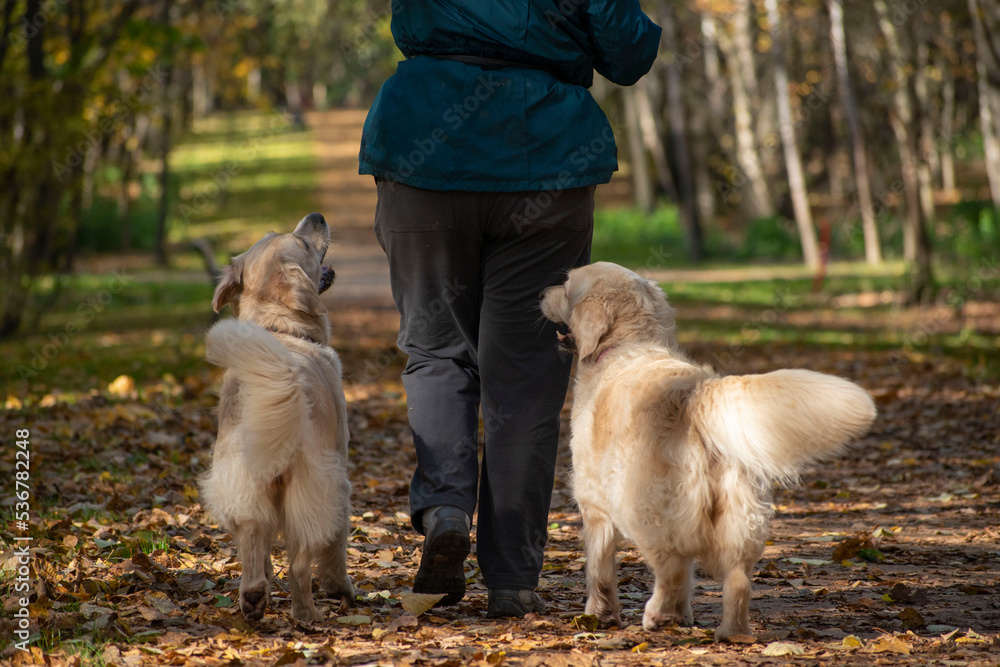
359,0 -> 661,617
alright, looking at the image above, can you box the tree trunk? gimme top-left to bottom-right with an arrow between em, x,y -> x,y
155,3 -> 174,267
733,0 -> 769,158
829,0 -> 882,263
970,0 -> 1000,209
119,149 -> 134,251
634,79 -> 677,201
764,0 -> 820,268
717,9 -> 774,219
622,87 -> 654,212
939,48 -> 957,193
192,62 -> 214,118
875,0 -> 935,302
914,39 -> 940,185
661,3 -> 703,262
700,13 -> 726,138
695,11 -> 723,223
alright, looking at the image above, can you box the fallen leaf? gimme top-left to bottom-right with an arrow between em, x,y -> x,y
399,591 -> 446,616
386,614 -> 418,632
786,557 -> 833,566
898,607 -> 926,631
571,614 -> 599,631
871,635 -> 911,655
213,595 -> 234,608
108,374 -> 136,397
762,641 -> 805,656
272,649 -> 306,666
337,614 -> 372,625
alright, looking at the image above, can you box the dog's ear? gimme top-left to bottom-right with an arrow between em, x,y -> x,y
638,277 -> 678,345
212,259 -> 244,313
572,298 -> 611,361
643,278 -> 666,298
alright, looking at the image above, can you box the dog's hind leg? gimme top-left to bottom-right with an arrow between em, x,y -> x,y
714,565 -> 752,641
317,507 -> 355,600
640,549 -> 694,630
581,505 -> 622,628
236,521 -> 274,621
287,535 -> 323,622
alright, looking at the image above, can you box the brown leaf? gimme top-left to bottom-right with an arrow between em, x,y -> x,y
272,649 -> 306,666
387,614 -> 419,632
898,607 -> 926,631
870,635 -> 911,655
399,591 -> 446,615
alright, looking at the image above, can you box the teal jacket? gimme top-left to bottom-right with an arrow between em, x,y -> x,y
359,1 -> 661,192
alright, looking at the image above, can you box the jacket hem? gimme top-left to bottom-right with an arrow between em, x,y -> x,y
359,164 -> 614,193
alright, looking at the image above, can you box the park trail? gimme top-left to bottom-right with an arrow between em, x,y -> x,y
6,109 -> 997,667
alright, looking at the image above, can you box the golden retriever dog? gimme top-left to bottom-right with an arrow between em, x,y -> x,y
201,213 -> 354,623
540,262 -> 876,640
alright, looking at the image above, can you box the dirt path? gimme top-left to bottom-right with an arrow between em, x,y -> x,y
306,109 -> 886,303
299,110 -> 1000,665
5,110 -> 999,666
307,109 -> 393,308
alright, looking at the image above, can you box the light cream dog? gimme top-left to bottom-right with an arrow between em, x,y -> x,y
201,213 -> 354,623
540,262 -> 876,640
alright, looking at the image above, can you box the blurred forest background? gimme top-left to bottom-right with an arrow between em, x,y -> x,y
2,0 -> 1000,337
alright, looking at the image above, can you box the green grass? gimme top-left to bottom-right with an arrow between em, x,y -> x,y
592,206 -> 687,269
592,202 -> 1000,267
169,110 -> 320,257
74,109 -> 322,266
6,112 -> 999,401
4,110 -> 325,398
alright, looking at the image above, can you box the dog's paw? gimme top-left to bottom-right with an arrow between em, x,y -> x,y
641,608 -> 669,631
642,603 -> 687,632
291,602 -> 323,624
240,588 -> 269,622
585,600 -> 622,629
713,622 -> 751,642
322,575 -> 355,600
597,611 -> 623,629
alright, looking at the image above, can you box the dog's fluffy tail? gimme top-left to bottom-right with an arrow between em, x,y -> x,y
206,319 -> 308,479
692,369 -> 876,483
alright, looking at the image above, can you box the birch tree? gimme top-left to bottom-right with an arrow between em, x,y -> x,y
829,0 -> 882,264
717,1 -> 774,219
874,0 -> 935,302
969,0 -> 1000,209
764,0 -> 820,268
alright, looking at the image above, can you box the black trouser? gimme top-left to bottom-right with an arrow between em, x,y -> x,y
374,180 -> 594,590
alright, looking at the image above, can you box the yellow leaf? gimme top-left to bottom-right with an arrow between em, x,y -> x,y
842,635 -> 863,648
571,614 -> 599,631
486,650 -> 506,665
631,642 -> 649,653
871,635 -> 911,655
399,591 -> 446,616
762,641 -> 805,656
108,374 -> 136,397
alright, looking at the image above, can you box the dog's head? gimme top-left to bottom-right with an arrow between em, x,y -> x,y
540,262 -> 676,363
212,213 -> 334,332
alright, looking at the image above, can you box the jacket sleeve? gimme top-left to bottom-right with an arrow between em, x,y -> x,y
586,0 -> 662,86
